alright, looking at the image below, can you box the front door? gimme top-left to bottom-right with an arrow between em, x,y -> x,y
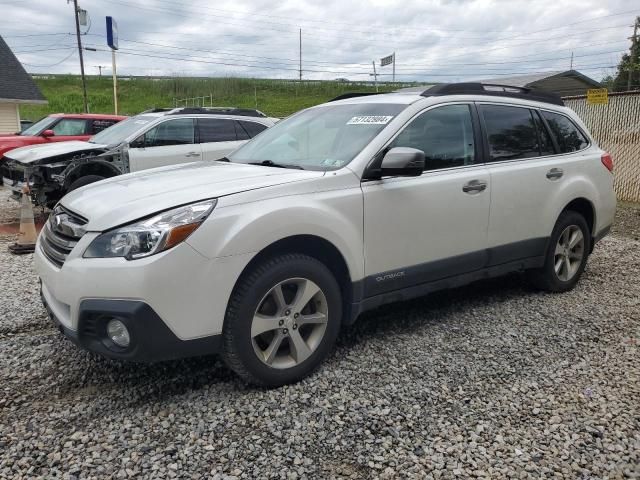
128,118 -> 200,171
362,103 -> 491,297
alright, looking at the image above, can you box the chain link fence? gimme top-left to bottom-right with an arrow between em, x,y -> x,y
565,91 -> 640,203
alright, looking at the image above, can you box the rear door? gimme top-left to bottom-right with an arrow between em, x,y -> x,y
128,118 -> 200,171
197,118 -> 246,161
362,103 -> 491,297
480,103 -> 591,265
48,118 -> 91,142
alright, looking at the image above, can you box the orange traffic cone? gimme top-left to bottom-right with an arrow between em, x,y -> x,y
8,183 -> 38,254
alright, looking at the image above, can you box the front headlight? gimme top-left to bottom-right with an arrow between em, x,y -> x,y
84,199 -> 216,260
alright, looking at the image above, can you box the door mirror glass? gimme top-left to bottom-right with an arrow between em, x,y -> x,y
42,129 -> 55,138
380,147 -> 424,177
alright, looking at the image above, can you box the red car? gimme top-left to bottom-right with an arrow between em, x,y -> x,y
0,113 -> 127,158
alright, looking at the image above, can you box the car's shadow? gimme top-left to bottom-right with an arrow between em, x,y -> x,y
44,272 -> 538,406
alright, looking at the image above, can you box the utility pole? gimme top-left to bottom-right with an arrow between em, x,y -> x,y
570,52 -> 573,70
628,16 -> 639,91
392,52 -> 396,82
299,28 -> 302,81
96,65 -> 104,76
372,61 -> 378,92
72,0 -> 88,113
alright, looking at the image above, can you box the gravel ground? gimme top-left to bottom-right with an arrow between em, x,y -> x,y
0,187 -> 639,479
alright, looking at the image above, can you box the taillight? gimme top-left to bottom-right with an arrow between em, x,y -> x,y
601,153 -> 613,173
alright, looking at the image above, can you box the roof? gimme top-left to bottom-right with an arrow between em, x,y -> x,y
0,35 -> 46,104
477,70 -> 601,91
49,113 -> 127,120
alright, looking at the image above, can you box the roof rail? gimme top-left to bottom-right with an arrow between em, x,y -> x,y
328,92 -> 383,102
421,83 -> 564,106
167,107 -> 266,117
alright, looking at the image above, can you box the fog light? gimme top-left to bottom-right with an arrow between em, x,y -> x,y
106,319 -> 130,347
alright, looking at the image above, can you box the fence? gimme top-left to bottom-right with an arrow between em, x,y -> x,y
565,91 -> 640,203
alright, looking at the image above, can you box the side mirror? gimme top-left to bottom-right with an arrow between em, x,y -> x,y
130,136 -> 145,149
379,147 -> 424,177
42,129 -> 55,138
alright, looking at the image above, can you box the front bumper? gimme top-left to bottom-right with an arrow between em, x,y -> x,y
42,291 -> 222,362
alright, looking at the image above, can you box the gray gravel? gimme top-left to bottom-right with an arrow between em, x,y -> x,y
1,188 -> 639,479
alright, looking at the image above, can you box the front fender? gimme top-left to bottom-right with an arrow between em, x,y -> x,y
186,187 -> 365,282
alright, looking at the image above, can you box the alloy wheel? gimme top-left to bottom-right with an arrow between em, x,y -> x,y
251,277 -> 328,369
554,225 -> 585,282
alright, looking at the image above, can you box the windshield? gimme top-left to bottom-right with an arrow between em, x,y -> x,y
89,115 -> 155,145
21,116 -> 57,136
229,103 -> 406,170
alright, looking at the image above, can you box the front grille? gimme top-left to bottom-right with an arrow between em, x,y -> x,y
40,206 -> 87,268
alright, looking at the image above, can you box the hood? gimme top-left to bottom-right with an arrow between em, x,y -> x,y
4,141 -> 108,164
61,161 -> 325,231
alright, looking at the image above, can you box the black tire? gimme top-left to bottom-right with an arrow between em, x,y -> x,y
222,253 -> 342,387
67,174 -> 105,192
528,210 -> 592,292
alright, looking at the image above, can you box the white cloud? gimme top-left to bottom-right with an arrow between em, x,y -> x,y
2,0 -> 635,82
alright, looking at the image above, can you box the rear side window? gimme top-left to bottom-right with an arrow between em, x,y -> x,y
480,105 -> 539,161
238,121 -> 268,138
90,119 -> 118,135
389,104 -> 475,171
198,118 -> 238,143
541,111 -> 589,153
532,112 -> 555,156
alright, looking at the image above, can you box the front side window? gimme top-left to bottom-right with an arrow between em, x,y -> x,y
229,103 -> 406,170
480,105 -> 540,161
198,118 -> 238,143
389,104 -> 475,170
52,119 -> 88,136
541,111 -> 589,153
141,119 -> 195,147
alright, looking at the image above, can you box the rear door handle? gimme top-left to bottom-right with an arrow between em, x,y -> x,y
546,168 -> 564,180
185,151 -> 201,158
462,180 -> 488,194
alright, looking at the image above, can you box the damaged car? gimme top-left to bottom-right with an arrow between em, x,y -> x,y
1,107 -> 276,206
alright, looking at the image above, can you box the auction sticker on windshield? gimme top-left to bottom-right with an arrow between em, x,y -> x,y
347,116 -> 394,125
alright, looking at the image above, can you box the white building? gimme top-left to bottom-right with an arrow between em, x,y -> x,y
0,35 -> 47,134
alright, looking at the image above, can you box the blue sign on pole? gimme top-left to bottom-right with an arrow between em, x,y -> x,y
106,16 -> 118,50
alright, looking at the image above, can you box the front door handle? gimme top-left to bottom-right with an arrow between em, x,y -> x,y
185,151 -> 201,158
462,180 -> 488,194
546,168 -> 564,180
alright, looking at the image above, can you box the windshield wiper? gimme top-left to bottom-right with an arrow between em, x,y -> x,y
216,156 -> 231,162
248,160 -> 304,170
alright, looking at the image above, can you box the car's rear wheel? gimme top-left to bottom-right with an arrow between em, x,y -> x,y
528,210 -> 591,292
222,254 -> 342,387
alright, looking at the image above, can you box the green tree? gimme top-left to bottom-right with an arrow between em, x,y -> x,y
610,17 -> 640,92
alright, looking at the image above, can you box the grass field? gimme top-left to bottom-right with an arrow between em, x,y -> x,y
21,75 -> 410,120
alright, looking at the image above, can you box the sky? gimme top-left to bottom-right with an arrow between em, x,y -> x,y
2,0 -> 637,83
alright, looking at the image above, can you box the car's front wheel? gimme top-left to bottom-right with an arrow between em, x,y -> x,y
222,254 -> 342,387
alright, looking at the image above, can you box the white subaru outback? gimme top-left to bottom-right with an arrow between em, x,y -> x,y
35,83 -> 616,387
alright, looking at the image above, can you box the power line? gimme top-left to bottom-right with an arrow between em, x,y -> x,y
21,50 -> 76,67
88,46 -> 617,78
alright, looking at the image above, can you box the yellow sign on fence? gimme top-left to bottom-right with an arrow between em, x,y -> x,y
587,88 -> 609,105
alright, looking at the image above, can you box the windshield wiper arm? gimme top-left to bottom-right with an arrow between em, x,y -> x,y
248,160 -> 304,170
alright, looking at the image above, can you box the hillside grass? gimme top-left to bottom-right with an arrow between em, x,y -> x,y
21,76 -> 409,120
